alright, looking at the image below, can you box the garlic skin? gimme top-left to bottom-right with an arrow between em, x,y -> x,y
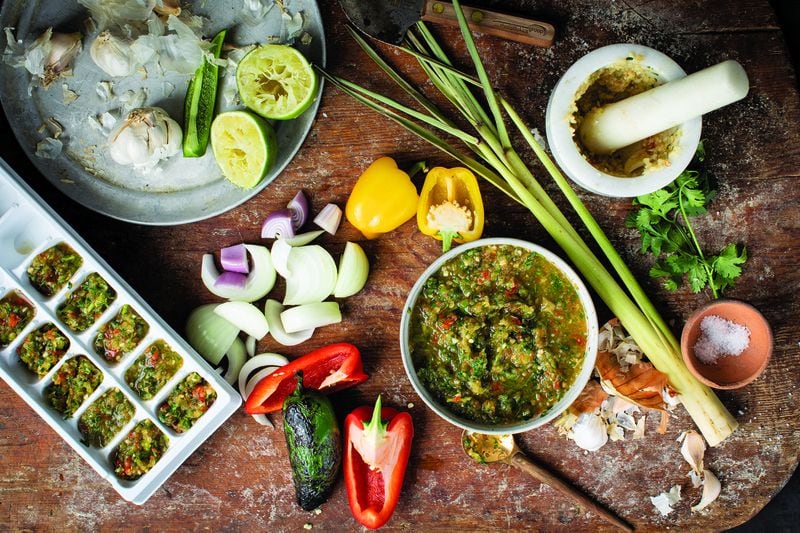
571,413 -> 608,451
22,28 -> 83,87
90,31 -> 136,77
107,107 -> 182,171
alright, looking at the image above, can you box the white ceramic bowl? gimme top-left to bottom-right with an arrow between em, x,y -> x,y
545,44 -> 702,198
399,238 -> 599,434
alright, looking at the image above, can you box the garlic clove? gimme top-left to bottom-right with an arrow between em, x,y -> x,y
90,30 -> 136,77
678,430 -> 706,475
154,0 -> 181,16
571,413 -> 608,451
691,469 -> 721,512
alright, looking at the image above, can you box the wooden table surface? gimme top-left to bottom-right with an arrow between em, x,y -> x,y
2,0 -> 799,530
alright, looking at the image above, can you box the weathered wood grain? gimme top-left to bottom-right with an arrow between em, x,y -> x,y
1,0 -> 799,530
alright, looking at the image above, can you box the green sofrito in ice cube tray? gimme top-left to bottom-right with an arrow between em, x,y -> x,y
45,355 -> 103,417
57,273 -> 117,333
27,242 -> 83,297
158,372 -> 217,433
17,322 -> 69,377
125,340 -> 183,400
0,291 -> 35,347
78,388 -> 135,448
113,419 -> 169,480
94,304 -> 149,363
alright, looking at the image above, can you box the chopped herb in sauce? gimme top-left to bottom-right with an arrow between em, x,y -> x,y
94,304 -> 149,363
125,340 -> 183,400
410,245 -> 587,425
17,323 -> 70,377
158,372 -> 217,433
0,291 -> 35,348
113,419 -> 169,480
45,355 -> 103,417
57,273 -> 117,332
27,242 -> 83,297
78,388 -> 135,448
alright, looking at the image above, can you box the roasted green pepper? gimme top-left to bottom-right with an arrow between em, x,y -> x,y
417,166 -> 484,251
345,157 -> 419,239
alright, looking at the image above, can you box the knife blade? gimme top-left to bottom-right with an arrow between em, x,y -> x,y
338,0 -> 555,48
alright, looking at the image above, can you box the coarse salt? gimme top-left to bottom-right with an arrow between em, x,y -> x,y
693,315 -> 750,364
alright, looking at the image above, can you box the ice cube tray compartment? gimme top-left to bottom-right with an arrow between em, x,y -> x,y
0,158 -> 241,504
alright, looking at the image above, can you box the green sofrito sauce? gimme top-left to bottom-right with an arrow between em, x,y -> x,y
0,291 -> 35,347
94,304 -> 149,363
113,419 -> 169,480
410,245 -> 587,425
57,273 -> 117,332
125,340 -> 183,400
45,355 -> 103,417
27,243 -> 83,297
17,323 -> 70,377
158,372 -> 217,433
78,388 -> 135,448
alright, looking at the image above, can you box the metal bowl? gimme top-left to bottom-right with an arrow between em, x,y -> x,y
399,238 -> 599,434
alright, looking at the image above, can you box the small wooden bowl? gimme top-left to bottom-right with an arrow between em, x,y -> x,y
681,299 -> 773,389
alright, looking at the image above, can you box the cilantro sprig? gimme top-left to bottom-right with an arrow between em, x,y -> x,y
627,143 -> 747,298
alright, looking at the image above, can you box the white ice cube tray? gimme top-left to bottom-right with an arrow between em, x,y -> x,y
0,158 -> 241,504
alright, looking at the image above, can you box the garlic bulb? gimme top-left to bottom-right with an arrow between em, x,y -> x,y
90,31 -> 136,77
571,413 -> 608,451
107,107 -> 182,170
21,28 -> 83,87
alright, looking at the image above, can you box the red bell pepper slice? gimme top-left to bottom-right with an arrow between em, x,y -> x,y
344,396 -> 413,530
244,342 -> 368,414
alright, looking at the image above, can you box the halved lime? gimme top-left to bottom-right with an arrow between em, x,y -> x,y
210,110 -> 277,189
236,44 -> 318,120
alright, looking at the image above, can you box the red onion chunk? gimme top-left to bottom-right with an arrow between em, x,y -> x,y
261,208 -> 296,239
314,203 -> 342,234
287,190 -> 309,230
214,270 -> 248,289
220,244 -> 249,274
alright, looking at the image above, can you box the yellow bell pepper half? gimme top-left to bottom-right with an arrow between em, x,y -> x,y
345,157 -> 420,239
417,166 -> 484,252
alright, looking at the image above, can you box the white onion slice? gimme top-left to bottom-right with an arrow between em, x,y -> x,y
271,238 -> 292,279
201,244 -> 276,302
281,302 -> 341,333
214,301 -> 269,340
222,337 -> 247,385
185,304 -> 239,365
245,335 -> 256,357
238,354 -> 289,428
238,353 -> 289,398
284,230 -> 324,247
264,299 -> 314,346
283,245 -> 337,305
333,241 -> 369,298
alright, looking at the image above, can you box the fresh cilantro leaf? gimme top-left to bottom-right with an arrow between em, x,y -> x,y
628,143 -> 746,298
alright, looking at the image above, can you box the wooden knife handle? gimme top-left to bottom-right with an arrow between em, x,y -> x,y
509,452 -> 633,532
420,0 -> 555,47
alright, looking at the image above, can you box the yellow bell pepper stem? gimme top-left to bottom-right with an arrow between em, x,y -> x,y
345,156 -> 420,239
417,166 -> 484,251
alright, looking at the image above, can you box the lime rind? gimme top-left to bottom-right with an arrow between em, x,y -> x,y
236,44 -> 318,120
210,110 -> 277,189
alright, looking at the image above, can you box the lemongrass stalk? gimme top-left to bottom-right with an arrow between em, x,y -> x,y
345,25 -> 448,125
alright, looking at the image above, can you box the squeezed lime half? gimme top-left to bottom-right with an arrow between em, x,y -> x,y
236,44 -> 318,120
210,110 -> 277,189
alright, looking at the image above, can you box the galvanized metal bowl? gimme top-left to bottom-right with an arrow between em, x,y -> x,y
399,238 -> 599,434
